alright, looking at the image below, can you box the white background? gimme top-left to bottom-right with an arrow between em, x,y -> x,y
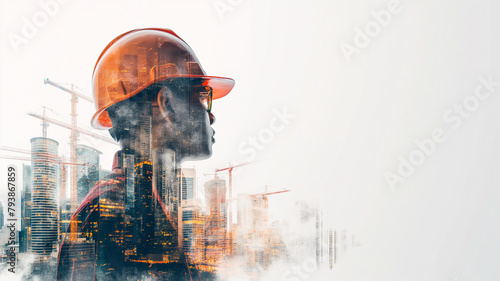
1,0 -> 500,280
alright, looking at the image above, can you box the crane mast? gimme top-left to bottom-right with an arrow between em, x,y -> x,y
69,84 -> 78,213
42,79 -> 107,214
214,162 -> 253,256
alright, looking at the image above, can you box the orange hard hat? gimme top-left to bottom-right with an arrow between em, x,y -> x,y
91,28 -> 235,129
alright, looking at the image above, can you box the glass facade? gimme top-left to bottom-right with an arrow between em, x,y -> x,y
204,177 -> 228,265
179,168 -> 196,202
76,145 -> 101,205
30,137 -> 59,256
20,164 -> 32,252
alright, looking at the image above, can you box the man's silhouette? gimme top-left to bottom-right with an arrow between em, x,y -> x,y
56,28 -> 234,281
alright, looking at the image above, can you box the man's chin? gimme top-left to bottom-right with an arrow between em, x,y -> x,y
183,145 -> 213,161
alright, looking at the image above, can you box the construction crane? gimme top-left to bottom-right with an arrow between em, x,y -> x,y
250,188 -> 290,198
251,187 -> 290,222
41,78 -> 118,240
44,78 -> 91,214
44,79 -> 91,210
0,155 -> 30,162
213,162 -> 253,255
44,78 -> 93,103
224,187 -> 290,202
28,110 -> 115,202
28,112 -> 116,144
0,145 -> 59,163
0,146 -> 31,155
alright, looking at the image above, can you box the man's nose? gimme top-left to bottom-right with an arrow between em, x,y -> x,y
209,112 -> 216,125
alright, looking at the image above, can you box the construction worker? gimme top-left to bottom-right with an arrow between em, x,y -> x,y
56,28 -> 234,281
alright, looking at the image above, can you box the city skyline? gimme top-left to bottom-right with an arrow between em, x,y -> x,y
0,131 -> 317,280
2,1 -> 499,280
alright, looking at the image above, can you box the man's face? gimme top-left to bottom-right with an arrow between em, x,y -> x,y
153,80 -> 216,161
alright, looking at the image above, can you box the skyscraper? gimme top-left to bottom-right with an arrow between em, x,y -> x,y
235,192 -> 289,272
180,168 -> 196,202
59,198 -> 71,241
181,204 -> 204,263
237,194 -> 268,236
237,194 -> 252,235
179,168 -> 204,263
204,176 -> 228,266
30,137 -> 59,256
205,176 -> 227,221
20,164 -> 32,252
76,145 -> 101,204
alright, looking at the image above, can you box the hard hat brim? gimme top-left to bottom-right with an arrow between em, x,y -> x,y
90,75 -> 235,130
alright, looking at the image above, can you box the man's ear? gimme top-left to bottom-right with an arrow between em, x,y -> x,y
157,87 -> 174,123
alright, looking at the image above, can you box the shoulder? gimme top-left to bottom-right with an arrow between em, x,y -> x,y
73,173 -> 126,217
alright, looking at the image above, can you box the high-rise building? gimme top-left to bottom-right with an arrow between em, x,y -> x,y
133,161 -> 155,258
268,222 -> 286,263
30,137 -> 59,256
251,196 -> 268,235
179,168 -> 199,259
204,176 -> 228,266
76,145 -> 101,204
59,199 -> 71,241
179,168 -> 196,202
181,203 -> 204,263
237,194 -> 268,236
236,193 -> 287,271
237,194 -> 252,235
123,151 -> 181,264
20,164 -> 32,252
205,177 -> 227,221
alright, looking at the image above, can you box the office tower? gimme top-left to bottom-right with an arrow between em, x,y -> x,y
252,196 -> 268,235
118,54 -> 138,92
181,203 -> 204,263
59,199 -> 71,241
268,222 -> 286,263
180,168 -> 196,202
205,176 -> 227,222
30,137 -> 59,256
237,194 -> 268,236
122,150 -> 180,264
237,194 -> 253,235
204,176 -> 228,265
134,160 -> 155,258
20,164 -> 32,252
76,145 -> 101,205
179,168 -> 197,257
236,193 -> 270,269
